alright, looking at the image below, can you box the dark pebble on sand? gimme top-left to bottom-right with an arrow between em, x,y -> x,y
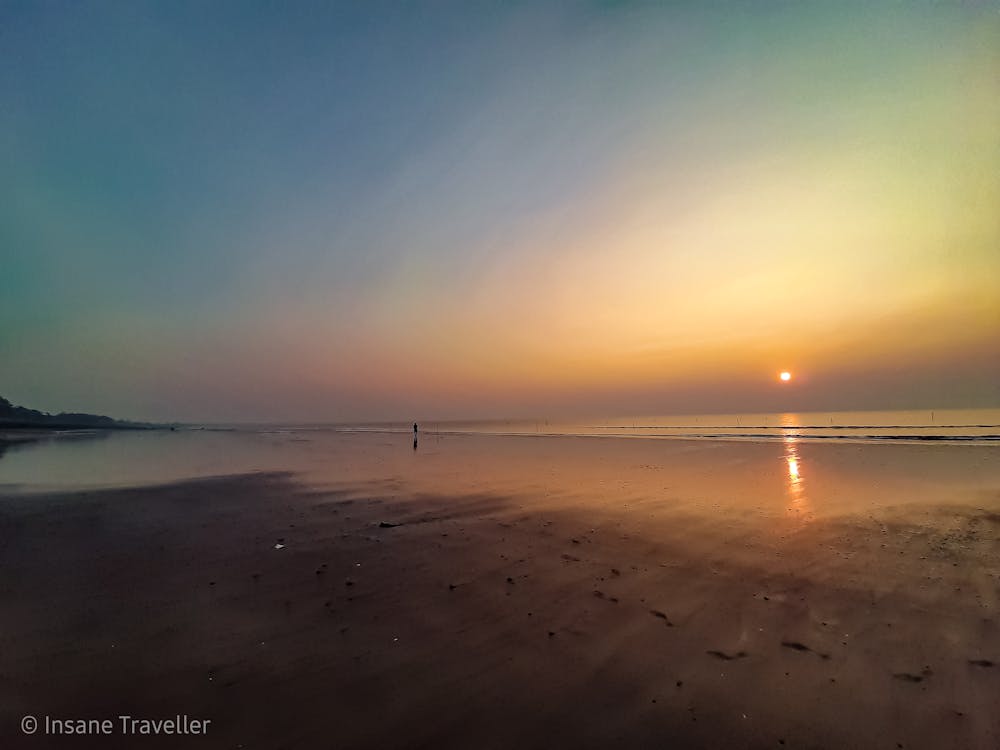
379,521 -> 400,528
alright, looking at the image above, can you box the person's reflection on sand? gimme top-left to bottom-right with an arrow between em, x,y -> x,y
413,437 -> 418,451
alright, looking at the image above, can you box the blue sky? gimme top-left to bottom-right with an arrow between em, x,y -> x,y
2,2 -> 998,421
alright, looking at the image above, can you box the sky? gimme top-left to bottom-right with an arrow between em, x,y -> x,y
2,1 -> 998,422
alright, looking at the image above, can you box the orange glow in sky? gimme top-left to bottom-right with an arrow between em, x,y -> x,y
2,3 -> 997,423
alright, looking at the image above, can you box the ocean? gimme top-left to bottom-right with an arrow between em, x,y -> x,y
246,408 -> 1000,443
2,408 -> 997,493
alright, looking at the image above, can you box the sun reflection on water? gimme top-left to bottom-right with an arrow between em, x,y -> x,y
787,453 -> 800,482
780,415 -> 809,519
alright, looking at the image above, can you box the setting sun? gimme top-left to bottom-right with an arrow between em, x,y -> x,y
780,371 -> 792,382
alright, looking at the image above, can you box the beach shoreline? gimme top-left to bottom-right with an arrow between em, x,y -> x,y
1,433 -> 998,748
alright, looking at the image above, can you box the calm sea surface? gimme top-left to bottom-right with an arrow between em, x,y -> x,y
2,409 -> 998,498
248,408 -> 1000,441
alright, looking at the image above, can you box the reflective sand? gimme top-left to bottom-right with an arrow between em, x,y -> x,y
1,430 -> 998,748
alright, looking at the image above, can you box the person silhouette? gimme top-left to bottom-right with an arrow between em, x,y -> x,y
412,422 -> 418,451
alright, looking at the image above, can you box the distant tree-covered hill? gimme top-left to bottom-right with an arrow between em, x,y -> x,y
0,396 -> 147,429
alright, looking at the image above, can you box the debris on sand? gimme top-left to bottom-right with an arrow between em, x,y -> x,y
378,521 -> 400,528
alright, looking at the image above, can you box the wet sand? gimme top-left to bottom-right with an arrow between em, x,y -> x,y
1,434 -> 998,748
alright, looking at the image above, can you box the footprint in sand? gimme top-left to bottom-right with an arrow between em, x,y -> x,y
781,641 -> 830,660
706,650 -> 747,661
649,610 -> 674,627
892,667 -> 932,683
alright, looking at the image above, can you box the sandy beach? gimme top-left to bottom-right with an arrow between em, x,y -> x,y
0,431 -> 997,749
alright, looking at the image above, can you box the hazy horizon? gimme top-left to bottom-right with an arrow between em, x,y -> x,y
3,2 -> 998,423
